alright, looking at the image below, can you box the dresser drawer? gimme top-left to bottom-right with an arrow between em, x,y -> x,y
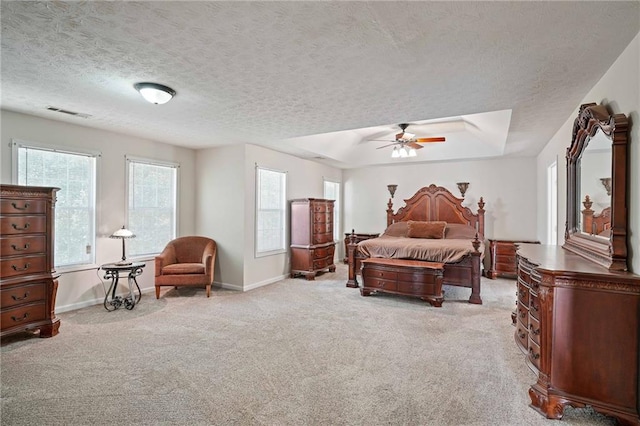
517,281 -> 530,306
313,222 -> 332,234
529,293 -> 541,320
496,254 -> 517,265
0,282 -> 46,308
397,280 -> 436,296
397,270 -> 441,284
529,315 -> 541,345
0,235 -> 47,257
515,322 -> 528,350
0,216 -> 46,235
517,301 -> 529,327
364,277 -> 397,292
495,243 -> 516,255
313,232 -> 333,245
363,267 -> 398,281
313,245 -> 334,259
313,212 -> 332,224
0,254 -> 47,279
528,338 -> 541,370
0,302 -> 47,330
312,203 -> 328,213
0,199 -> 46,215
313,257 -> 330,270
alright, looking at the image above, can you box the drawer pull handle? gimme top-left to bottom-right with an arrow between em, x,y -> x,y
529,348 -> 540,360
529,324 -> 540,335
531,304 -> 539,312
11,292 -> 30,301
519,311 -> 526,318
11,263 -> 30,271
518,331 -> 526,339
11,313 -> 29,322
11,202 -> 30,211
11,223 -> 30,231
11,243 -> 30,251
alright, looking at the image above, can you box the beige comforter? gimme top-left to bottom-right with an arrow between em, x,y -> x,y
357,235 -> 484,263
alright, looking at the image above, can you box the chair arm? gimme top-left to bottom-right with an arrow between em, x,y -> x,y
202,241 -> 217,283
155,245 -> 177,277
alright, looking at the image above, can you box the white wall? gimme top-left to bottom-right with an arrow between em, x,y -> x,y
194,144 -> 246,289
536,32 -> 639,272
0,110 -> 197,311
194,143 -> 343,291
242,144 -> 342,289
343,156 -> 538,241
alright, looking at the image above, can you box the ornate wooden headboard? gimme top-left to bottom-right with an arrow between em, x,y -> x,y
386,184 -> 485,238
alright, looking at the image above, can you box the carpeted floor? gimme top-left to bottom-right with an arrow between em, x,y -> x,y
1,264 -> 615,425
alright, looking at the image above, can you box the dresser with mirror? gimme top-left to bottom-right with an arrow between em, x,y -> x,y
515,103 -> 640,425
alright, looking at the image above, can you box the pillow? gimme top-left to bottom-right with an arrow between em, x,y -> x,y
445,223 -> 478,239
407,221 -> 446,239
383,221 -> 409,237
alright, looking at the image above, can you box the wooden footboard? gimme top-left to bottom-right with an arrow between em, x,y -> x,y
346,234 -> 483,304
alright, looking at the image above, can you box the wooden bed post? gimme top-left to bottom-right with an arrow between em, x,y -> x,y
477,197 -> 485,238
386,198 -> 394,227
346,230 -> 359,288
469,235 -> 483,304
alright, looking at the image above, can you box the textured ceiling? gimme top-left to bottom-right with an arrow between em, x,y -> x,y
1,1 -> 639,168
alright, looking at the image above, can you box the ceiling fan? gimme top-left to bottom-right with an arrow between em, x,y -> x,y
374,123 -> 446,156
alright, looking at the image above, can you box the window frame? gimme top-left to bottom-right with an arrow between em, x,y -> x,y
11,139 -> 101,271
125,155 -> 179,259
323,178 -> 341,244
255,165 -> 287,258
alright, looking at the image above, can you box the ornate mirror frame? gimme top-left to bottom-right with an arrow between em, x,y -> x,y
563,103 -> 629,271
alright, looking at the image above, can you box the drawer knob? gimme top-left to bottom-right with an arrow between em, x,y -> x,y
529,324 -> 540,335
11,223 -> 30,231
11,243 -> 30,252
531,303 -> 539,312
520,311 -> 526,318
529,347 -> 540,360
11,202 -> 30,211
11,292 -> 30,301
518,331 -> 526,339
11,263 -> 30,271
11,313 -> 29,322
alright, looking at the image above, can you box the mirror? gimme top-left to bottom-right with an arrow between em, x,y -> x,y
563,103 -> 629,271
578,129 -> 611,238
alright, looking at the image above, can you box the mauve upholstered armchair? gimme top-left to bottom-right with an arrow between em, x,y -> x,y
155,236 -> 217,298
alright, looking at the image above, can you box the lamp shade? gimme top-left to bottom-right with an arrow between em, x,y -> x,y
110,226 -> 135,239
134,82 -> 176,105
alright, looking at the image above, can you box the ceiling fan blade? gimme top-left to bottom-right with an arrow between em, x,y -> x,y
415,137 -> 446,143
406,142 -> 424,150
376,142 -> 400,149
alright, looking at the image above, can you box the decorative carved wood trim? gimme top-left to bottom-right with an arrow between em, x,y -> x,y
563,103 -> 629,271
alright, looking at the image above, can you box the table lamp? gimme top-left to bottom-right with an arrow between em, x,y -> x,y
109,226 -> 136,265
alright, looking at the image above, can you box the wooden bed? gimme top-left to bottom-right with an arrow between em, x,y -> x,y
346,184 -> 485,304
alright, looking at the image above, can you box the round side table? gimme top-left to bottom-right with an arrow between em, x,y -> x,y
101,262 -> 145,311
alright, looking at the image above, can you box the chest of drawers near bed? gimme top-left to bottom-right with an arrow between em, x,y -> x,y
0,184 -> 60,338
290,198 -> 336,280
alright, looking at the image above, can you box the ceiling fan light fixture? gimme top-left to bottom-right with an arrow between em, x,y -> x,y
408,147 -> 417,157
391,147 -> 400,158
134,82 -> 176,105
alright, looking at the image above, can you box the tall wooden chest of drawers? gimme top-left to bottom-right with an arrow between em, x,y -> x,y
290,198 -> 336,280
514,244 -> 640,425
1,184 -> 60,338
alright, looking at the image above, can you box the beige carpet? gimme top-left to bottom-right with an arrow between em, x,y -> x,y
1,264 -> 615,425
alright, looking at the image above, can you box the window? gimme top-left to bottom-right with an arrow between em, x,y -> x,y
13,140 -> 98,268
126,157 -> 178,257
255,166 -> 287,257
323,179 -> 340,243
547,160 -> 558,245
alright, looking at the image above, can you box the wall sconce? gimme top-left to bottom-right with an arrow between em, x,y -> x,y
457,182 -> 470,198
600,177 -> 612,196
134,82 -> 176,105
387,184 -> 398,198
109,226 -> 136,265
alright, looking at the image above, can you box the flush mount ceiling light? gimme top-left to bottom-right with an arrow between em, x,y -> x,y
133,82 -> 176,105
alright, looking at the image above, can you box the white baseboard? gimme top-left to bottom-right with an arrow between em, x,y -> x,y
242,274 -> 288,291
56,287 -> 155,313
